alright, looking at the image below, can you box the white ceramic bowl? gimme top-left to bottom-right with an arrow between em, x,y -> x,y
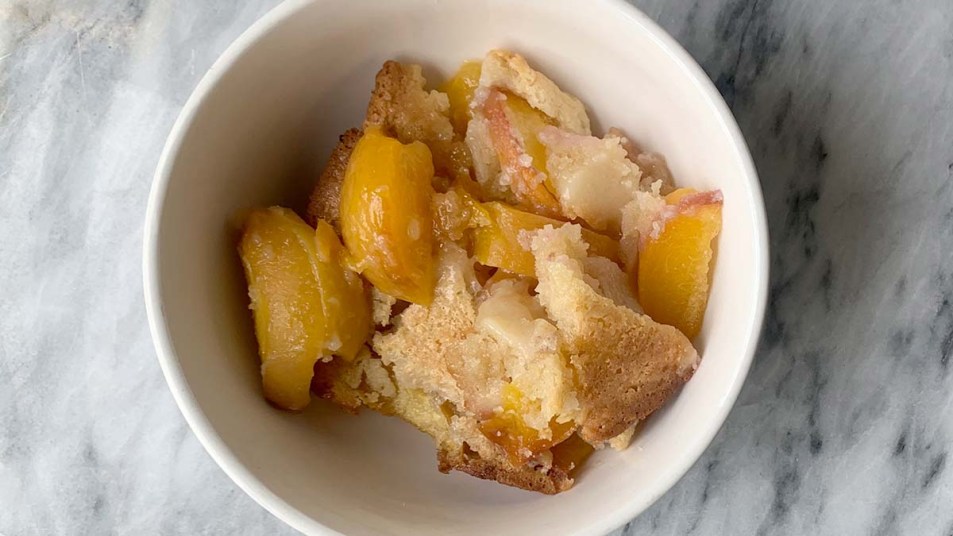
143,0 -> 768,534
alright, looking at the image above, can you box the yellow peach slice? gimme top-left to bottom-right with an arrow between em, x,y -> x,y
239,208 -> 371,410
340,126 -> 437,305
479,384 -> 576,464
313,220 -> 373,361
637,189 -> 723,339
550,433 -> 595,475
473,202 -> 620,277
440,60 -> 482,136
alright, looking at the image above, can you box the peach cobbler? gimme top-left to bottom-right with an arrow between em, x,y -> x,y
236,50 -> 723,494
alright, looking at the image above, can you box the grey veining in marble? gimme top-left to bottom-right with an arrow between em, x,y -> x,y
1,0 -> 952,534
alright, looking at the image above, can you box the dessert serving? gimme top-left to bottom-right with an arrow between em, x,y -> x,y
235,50 -> 723,494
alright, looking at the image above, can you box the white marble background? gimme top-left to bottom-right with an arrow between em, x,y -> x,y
2,0 -> 952,534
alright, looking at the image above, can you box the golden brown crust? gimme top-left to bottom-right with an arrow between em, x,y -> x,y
363,61 -> 448,137
570,316 -> 696,442
437,446 -> 573,495
306,128 -> 362,229
363,61 -> 407,134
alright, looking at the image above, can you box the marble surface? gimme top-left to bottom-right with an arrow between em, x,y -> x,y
2,0 -> 952,534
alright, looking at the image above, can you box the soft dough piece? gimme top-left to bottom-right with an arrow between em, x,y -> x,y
538,126 -> 643,234
478,49 -> 591,135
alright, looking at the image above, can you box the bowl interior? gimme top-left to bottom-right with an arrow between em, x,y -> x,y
147,0 -> 766,534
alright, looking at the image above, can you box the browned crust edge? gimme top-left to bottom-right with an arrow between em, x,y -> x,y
306,127 -> 362,229
438,447 -> 573,495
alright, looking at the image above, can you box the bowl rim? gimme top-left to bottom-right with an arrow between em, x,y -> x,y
142,0 -> 769,534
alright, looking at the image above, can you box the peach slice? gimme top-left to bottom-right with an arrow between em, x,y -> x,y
313,219 -> 373,361
441,60 -> 482,136
481,89 -> 564,219
239,208 -> 371,410
473,202 -> 620,277
637,189 -> 723,339
503,92 -> 554,186
340,126 -> 437,305
550,433 -> 595,475
479,384 -> 576,464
